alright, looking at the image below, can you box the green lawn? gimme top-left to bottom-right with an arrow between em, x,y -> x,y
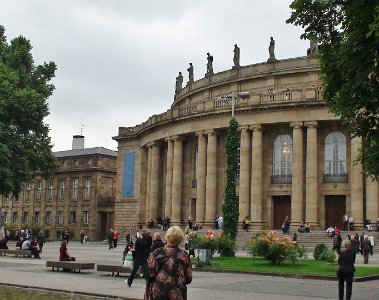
199,257 -> 379,277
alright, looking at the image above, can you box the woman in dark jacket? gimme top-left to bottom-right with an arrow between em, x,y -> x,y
151,232 -> 165,252
338,240 -> 355,300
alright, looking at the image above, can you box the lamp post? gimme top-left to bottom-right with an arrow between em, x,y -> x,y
219,92 -> 250,117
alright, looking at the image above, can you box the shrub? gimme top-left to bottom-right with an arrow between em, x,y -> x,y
319,249 -> 336,263
190,230 -> 236,257
246,230 -> 305,265
314,243 -> 328,260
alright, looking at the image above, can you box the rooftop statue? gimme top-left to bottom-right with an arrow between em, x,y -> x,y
175,72 -> 183,94
206,52 -> 214,77
233,44 -> 240,69
267,37 -> 278,63
187,63 -> 194,84
308,39 -> 319,56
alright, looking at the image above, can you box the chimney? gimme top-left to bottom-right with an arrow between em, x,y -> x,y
72,135 -> 85,150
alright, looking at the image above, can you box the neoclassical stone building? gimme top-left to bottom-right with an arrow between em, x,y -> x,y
113,52 -> 379,231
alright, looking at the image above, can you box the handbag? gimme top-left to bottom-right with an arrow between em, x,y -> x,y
123,251 -> 134,269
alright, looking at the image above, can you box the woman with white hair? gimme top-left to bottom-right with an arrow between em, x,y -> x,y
145,226 -> 192,300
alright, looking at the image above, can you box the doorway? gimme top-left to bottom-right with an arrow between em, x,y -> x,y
191,198 -> 196,221
325,195 -> 346,229
99,212 -> 107,240
273,196 -> 291,229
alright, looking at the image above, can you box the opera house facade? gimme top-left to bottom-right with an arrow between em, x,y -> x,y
113,49 -> 378,231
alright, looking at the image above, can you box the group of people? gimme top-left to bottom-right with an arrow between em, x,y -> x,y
107,228 -> 119,250
122,226 -> 192,300
342,213 -> 355,231
13,229 -> 45,259
297,222 -> 311,233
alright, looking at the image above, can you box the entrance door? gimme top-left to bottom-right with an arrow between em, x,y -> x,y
99,212 -> 107,240
191,198 -> 196,221
325,195 -> 346,229
273,196 -> 291,229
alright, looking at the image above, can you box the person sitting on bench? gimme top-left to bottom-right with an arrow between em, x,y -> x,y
59,241 -> 75,261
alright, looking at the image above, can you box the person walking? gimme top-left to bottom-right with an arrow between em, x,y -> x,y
113,229 -> 119,248
362,235 -> 371,264
126,230 -> 151,287
37,231 -> 45,253
145,226 -> 192,300
338,240 -> 355,300
107,229 -> 114,250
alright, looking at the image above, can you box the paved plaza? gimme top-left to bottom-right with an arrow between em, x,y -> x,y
1,241 -> 379,299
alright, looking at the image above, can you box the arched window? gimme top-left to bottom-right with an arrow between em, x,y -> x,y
324,132 -> 346,175
273,134 -> 292,176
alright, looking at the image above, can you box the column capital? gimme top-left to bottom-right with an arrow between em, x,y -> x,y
172,135 -> 185,142
195,131 -> 206,137
304,121 -> 318,128
290,121 -> 303,129
205,129 -> 216,136
249,124 -> 262,132
145,141 -> 155,148
238,126 -> 250,133
165,137 -> 173,143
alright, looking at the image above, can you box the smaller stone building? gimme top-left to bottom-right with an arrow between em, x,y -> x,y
0,136 -> 117,241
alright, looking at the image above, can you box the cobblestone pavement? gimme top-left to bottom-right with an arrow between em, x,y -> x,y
0,241 -> 379,299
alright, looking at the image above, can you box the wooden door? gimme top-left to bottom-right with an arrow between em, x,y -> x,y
273,196 -> 291,229
325,195 -> 346,229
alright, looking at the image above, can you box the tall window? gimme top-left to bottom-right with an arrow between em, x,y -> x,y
83,211 -> 89,225
34,211 -> 40,224
46,211 -> 52,224
59,179 -> 65,201
273,134 -> 292,175
57,211 -> 64,225
69,211 -> 76,224
324,132 -> 346,174
23,212 -> 29,224
3,212 -> 7,224
48,179 -> 54,201
12,212 -> 18,224
35,180 -> 42,201
26,182 -> 32,190
72,178 -> 79,200
84,178 -> 91,200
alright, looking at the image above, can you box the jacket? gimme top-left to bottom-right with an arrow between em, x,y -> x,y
338,249 -> 355,274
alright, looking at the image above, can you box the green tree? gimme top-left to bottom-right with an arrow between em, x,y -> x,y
287,0 -> 379,178
0,25 -> 58,197
222,116 -> 240,241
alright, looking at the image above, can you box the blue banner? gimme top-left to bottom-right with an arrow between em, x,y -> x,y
123,152 -> 135,197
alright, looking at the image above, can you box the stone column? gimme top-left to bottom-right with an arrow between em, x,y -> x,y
305,121 -> 318,226
145,144 -> 152,222
350,137 -> 363,226
164,138 -> 174,219
149,142 -> 160,221
250,124 -> 263,225
205,130 -> 217,223
366,177 -> 379,223
171,136 -> 183,224
195,131 -> 207,223
290,122 -> 304,226
239,126 -> 251,222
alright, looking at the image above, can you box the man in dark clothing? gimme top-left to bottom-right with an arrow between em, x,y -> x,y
151,232 -> 165,252
338,240 -> 355,300
349,234 -> 359,260
362,235 -> 371,264
126,230 -> 151,287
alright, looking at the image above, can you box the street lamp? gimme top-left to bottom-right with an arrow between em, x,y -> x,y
219,92 -> 250,117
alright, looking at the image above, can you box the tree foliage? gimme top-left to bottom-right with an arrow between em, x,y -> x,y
0,25 -> 58,197
287,0 -> 379,178
222,117 -> 240,241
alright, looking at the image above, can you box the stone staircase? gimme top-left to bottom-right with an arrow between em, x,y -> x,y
118,227 -> 379,253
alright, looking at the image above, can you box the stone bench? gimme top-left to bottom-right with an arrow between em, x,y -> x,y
0,249 -> 33,257
97,264 -> 131,277
46,261 -> 95,273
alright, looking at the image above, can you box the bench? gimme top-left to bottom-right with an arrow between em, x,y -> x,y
97,264 -> 131,277
46,261 -> 95,273
0,249 -> 33,257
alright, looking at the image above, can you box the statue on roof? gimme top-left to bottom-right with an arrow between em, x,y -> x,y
206,52 -> 214,77
267,37 -> 278,63
175,72 -> 183,94
308,39 -> 319,56
187,63 -> 194,84
233,44 -> 240,69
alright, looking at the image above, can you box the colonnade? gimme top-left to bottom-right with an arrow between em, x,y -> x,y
143,121 -> 377,227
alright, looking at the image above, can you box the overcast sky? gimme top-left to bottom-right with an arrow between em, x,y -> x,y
0,0 -> 307,151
